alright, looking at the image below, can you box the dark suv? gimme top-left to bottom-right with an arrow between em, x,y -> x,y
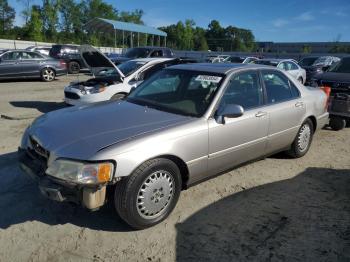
112,46 -> 174,65
49,44 -> 86,74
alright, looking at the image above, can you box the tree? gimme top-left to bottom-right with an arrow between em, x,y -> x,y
42,0 -> 60,41
119,9 -> 144,24
24,5 -> 43,41
0,0 -> 15,35
302,45 -> 312,54
17,0 -> 33,24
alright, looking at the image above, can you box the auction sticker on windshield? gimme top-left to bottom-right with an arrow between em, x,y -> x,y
195,75 -> 222,83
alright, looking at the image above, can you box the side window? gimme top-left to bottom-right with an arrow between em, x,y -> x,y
277,62 -> 285,70
220,71 -> 263,110
262,71 -> 296,103
150,50 -> 162,57
29,52 -> 43,59
2,52 -> 21,60
289,62 -> 298,70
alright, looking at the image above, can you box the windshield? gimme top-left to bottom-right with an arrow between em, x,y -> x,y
299,57 -> 318,66
124,48 -> 150,58
313,57 -> 331,66
228,56 -> 244,63
116,60 -> 147,76
127,69 -> 225,117
328,58 -> 350,73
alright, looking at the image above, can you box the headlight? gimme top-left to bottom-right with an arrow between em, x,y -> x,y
81,85 -> 106,95
46,159 -> 114,184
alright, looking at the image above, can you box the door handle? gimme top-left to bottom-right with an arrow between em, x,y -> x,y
295,102 -> 304,108
255,111 -> 267,118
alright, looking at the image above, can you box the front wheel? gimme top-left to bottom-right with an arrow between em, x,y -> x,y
114,158 -> 182,229
110,93 -> 126,101
41,68 -> 56,82
287,119 -> 313,158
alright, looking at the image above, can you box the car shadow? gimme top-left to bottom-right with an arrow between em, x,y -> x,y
176,167 -> 350,261
10,101 -> 67,113
0,151 -> 131,232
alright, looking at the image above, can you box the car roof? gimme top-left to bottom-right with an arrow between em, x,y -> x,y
166,63 -> 272,74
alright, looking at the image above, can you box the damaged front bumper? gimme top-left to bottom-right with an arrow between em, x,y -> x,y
18,148 -> 107,210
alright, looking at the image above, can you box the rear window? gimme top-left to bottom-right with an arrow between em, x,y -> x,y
49,45 -> 61,56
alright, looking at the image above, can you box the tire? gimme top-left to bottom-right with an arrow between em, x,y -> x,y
41,68 -> 56,82
329,116 -> 346,131
68,61 -> 80,74
346,120 -> 350,128
115,158 -> 182,229
287,119 -> 314,158
110,93 -> 126,101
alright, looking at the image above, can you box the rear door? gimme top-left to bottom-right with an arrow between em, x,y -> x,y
0,51 -> 22,78
260,69 -> 306,154
207,70 -> 269,175
20,52 -> 44,77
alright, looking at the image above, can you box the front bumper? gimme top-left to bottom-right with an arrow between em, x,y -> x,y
64,87 -> 108,106
18,148 -> 107,210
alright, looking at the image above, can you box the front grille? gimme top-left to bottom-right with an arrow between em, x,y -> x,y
64,91 -> 80,100
25,137 -> 50,177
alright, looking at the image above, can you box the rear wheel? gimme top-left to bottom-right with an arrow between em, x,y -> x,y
41,68 -> 56,82
114,158 -> 182,229
287,119 -> 313,158
68,61 -> 80,74
329,116 -> 346,131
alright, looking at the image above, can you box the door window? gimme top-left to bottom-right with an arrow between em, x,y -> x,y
220,71 -> 263,110
287,61 -> 299,70
262,70 -> 299,103
21,52 -> 43,59
2,52 -> 21,61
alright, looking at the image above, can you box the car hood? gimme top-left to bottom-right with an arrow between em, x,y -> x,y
80,45 -> 125,78
28,101 -> 192,160
68,75 -> 122,90
314,72 -> 350,82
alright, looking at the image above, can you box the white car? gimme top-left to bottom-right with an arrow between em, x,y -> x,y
64,46 -> 185,106
255,59 -> 306,84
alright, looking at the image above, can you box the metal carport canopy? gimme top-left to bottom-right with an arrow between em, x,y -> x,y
84,18 -> 167,37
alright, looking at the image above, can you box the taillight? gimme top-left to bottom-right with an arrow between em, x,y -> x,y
59,60 -> 66,68
320,86 -> 331,111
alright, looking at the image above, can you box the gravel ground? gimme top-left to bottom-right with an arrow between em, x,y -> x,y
0,75 -> 349,262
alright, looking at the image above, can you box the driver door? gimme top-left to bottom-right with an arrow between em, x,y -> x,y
207,70 -> 269,175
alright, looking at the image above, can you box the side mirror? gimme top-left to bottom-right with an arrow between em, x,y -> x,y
216,104 -> 244,124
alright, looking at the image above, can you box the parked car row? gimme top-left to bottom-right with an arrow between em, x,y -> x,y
18,45 -> 335,230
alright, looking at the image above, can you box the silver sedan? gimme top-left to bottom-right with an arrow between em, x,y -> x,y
19,63 -> 329,229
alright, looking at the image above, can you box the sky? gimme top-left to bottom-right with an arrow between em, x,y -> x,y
9,0 -> 350,42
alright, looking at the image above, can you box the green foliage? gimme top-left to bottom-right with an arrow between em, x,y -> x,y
24,5 -> 43,41
302,45 -> 312,54
0,0 -> 15,36
2,0 -> 257,50
161,19 -> 256,51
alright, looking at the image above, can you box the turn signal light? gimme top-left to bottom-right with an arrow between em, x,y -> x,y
97,163 -> 112,183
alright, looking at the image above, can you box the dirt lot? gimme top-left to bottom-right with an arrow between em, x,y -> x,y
0,75 -> 349,262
